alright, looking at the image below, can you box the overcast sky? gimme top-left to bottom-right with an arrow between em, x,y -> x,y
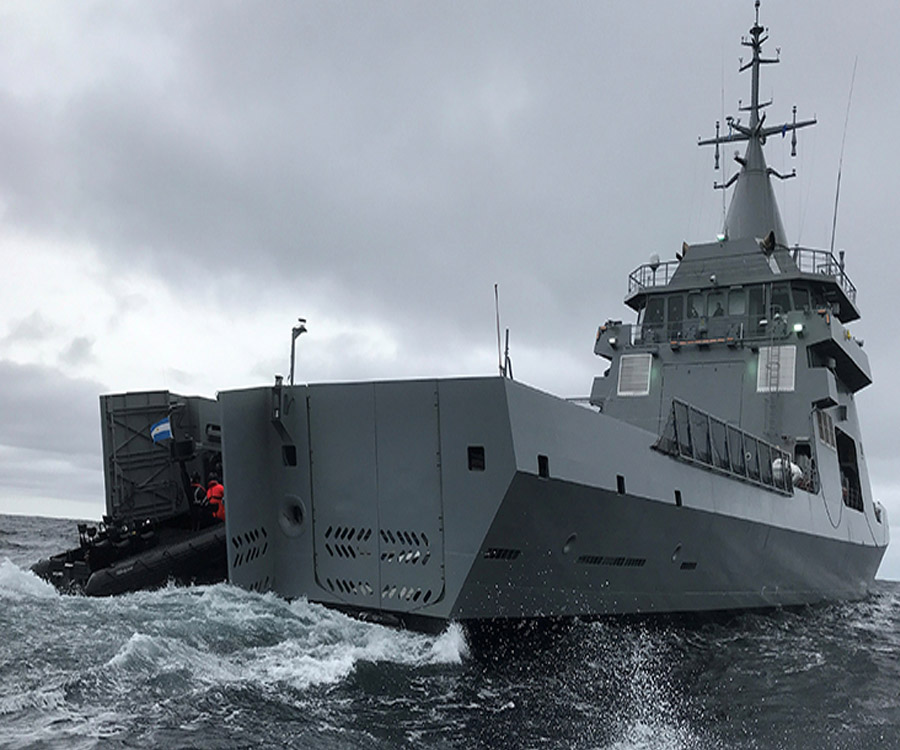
1,1 -> 899,578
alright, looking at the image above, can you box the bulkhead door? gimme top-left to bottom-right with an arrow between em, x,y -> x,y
373,380 -> 445,610
308,381 -> 445,612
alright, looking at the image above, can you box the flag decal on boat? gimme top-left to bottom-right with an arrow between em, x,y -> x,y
150,417 -> 173,443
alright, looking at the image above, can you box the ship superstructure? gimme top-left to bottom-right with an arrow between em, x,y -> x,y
219,3 -> 887,630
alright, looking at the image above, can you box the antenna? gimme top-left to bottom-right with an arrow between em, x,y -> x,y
721,56 -> 728,225
494,284 -> 504,376
830,56 -> 858,254
698,1 -> 816,194
289,317 -> 307,386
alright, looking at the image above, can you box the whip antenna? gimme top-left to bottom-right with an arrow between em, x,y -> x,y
830,56 -> 857,253
494,284 -> 504,376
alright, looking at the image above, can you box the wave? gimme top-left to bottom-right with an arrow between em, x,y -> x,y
0,558 -> 58,600
0,687 -> 66,717
101,584 -> 468,692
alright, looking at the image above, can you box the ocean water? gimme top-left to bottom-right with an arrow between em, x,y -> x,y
1,515 -> 898,750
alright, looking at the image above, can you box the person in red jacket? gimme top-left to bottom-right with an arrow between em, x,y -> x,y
206,474 -> 225,521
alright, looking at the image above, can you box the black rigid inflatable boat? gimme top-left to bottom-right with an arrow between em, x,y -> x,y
32,390 -> 228,596
32,516 -> 226,596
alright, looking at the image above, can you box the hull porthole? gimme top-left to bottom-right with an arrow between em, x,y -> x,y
279,494 -> 307,538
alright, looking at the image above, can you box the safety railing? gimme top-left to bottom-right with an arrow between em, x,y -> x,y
626,260 -> 681,295
789,247 -> 856,304
654,399 -> 794,495
626,248 -> 856,305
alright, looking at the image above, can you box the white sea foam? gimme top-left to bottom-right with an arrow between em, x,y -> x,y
102,588 -> 469,693
592,625 -> 702,750
236,604 -> 469,690
106,631 -> 246,685
0,687 -> 66,716
0,557 -> 58,600
429,621 -> 469,663
604,719 -> 698,750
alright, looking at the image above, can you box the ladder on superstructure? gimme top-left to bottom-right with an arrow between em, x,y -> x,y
764,327 -> 782,440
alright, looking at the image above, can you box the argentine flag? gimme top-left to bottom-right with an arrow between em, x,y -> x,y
151,417 -> 173,443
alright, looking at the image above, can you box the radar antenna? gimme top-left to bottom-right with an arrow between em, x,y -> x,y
698,0 -> 816,190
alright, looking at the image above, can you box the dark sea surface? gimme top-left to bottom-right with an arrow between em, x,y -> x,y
1,514 -> 898,750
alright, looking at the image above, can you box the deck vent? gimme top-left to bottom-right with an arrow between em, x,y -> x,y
577,555 -> 646,568
483,547 -> 521,560
617,354 -> 652,396
326,525 -> 373,541
325,543 -> 357,559
616,475 -> 626,495
379,529 -> 431,565
468,445 -> 486,471
382,584 -> 431,602
282,445 -> 297,466
380,549 -> 430,565
231,526 -> 269,569
680,561 -> 698,570
321,525 -> 374,560
327,578 -> 374,597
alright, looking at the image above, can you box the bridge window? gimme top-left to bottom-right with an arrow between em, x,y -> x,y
811,286 -> 827,308
644,297 -> 664,326
749,286 -> 765,327
667,295 -> 683,339
771,284 -> 791,317
707,291 -> 726,317
687,293 -> 703,319
791,284 -> 811,311
728,288 -> 746,316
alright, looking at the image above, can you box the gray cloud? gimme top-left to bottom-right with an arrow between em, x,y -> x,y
0,2 -> 754,337
0,360 -> 103,460
59,336 -> 95,367
2,311 -> 55,343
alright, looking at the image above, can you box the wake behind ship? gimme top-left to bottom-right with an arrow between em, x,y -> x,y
219,3 -> 888,631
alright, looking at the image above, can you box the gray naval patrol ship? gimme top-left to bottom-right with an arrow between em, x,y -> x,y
219,3 -> 888,631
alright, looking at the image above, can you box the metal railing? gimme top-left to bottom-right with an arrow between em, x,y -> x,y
654,399 -> 794,495
627,260 -> 680,295
789,247 -> 856,304
625,247 -> 856,305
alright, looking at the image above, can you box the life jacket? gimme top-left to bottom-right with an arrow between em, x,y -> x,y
207,481 -> 225,521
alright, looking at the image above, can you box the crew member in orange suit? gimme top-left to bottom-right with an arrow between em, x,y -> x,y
206,474 -> 225,521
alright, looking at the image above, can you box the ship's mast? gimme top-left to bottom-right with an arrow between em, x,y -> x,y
698,1 -> 816,245
744,0 -> 771,132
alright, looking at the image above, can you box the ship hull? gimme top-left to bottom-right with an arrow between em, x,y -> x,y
453,473 -> 883,620
219,377 -> 887,631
